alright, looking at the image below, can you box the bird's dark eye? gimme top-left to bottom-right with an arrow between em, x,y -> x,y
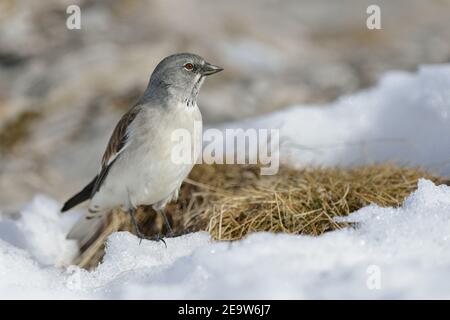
184,63 -> 194,71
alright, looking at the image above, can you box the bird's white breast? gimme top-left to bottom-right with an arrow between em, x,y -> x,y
90,102 -> 202,212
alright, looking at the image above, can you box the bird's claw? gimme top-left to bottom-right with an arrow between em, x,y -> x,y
136,233 -> 167,248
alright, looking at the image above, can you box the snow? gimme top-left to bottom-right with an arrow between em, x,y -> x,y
1,179 -> 450,299
1,64 -> 450,299
225,64 -> 450,175
7,196 -> 80,267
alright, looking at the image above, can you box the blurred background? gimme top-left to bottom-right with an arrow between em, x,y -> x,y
1,0 -> 450,213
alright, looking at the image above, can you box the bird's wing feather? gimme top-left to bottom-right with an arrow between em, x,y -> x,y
91,105 -> 142,196
101,105 -> 142,167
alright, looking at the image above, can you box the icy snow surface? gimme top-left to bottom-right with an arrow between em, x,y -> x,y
1,65 -> 450,299
1,180 -> 450,299
222,64 -> 450,175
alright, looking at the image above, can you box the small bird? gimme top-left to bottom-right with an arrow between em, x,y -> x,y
61,53 -> 223,246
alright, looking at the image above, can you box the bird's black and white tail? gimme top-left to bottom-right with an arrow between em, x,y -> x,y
61,176 -> 106,251
66,215 -> 107,251
61,176 -> 97,212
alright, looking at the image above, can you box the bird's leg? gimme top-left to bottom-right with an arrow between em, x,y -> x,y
127,189 -> 166,247
157,209 -> 173,236
128,207 -> 166,247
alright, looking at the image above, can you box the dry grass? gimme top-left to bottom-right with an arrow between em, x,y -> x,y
74,163 -> 445,269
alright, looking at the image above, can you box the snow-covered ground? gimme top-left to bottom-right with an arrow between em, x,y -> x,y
1,180 -> 450,299
228,64 -> 450,175
1,65 -> 450,299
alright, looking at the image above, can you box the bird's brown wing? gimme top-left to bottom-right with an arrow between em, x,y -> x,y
91,105 -> 142,196
101,105 -> 142,167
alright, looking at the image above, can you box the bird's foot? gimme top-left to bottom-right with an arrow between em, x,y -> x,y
136,232 -> 167,248
128,207 -> 167,248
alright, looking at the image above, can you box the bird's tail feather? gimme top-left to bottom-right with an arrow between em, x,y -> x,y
61,176 -> 97,212
67,214 -> 107,251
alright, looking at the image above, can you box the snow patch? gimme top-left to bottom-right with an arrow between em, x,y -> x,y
0,195 -> 79,267
226,64 -> 450,175
1,179 -> 450,298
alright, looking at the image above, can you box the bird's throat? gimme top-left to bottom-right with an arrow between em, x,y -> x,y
185,75 -> 204,108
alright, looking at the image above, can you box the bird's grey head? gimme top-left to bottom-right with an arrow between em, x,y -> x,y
145,53 -> 223,107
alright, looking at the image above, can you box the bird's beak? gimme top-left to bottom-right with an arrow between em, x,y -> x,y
201,63 -> 223,76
